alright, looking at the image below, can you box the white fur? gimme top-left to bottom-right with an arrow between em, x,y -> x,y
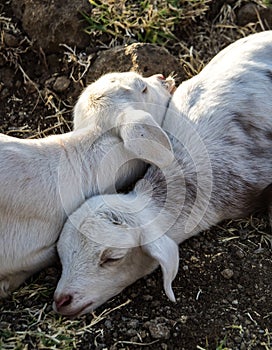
54,31 -> 272,318
73,72 -> 175,130
0,72 -> 174,297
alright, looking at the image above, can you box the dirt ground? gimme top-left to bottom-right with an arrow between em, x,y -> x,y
0,1 -> 272,349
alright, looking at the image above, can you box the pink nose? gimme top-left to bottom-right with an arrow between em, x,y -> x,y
156,74 -> 165,80
54,294 -> 73,311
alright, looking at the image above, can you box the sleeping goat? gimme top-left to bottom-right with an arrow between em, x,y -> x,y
53,31 -> 272,318
0,72 -> 175,297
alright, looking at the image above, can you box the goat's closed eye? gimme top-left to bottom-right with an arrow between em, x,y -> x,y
99,248 -> 127,267
100,257 -> 123,267
142,86 -> 148,93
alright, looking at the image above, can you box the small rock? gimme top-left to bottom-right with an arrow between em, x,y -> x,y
258,296 -> 266,303
12,0 -> 92,52
146,278 -> 156,288
245,319 -> 252,326
145,317 -> 171,340
53,76 -> 70,93
3,32 -> 19,47
127,319 -> 139,329
221,268 -> 234,279
126,328 -> 137,337
86,43 -> 186,83
0,87 -> 9,99
149,323 -> 170,340
24,81 -> 37,94
130,336 -> 138,343
237,3 -> 259,26
240,342 -> 247,350
234,336 -> 242,344
130,293 -> 138,299
18,111 -> 25,117
234,248 -> 245,259
237,3 -> 272,28
104,320 -> 112,329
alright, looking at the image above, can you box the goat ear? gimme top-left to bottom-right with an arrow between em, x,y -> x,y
142,235 -> 179,302
118,110 -> 174,168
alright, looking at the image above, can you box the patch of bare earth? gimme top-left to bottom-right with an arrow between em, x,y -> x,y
0,1 -> 271,349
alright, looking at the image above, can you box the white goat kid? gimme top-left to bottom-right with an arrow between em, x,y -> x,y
54,31 -> 272,318
0,72 -> 174,297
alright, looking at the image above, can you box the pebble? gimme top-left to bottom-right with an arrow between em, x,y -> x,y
3,33 -> 19,47
234,336 -> 242,343
127,319 -> 139,329
24,81 -> 37,94
53,76 -> 70,92
145,317 -> 171,340
0,87 -> 9,99
237,3 -> 258,26
148,322 -> 170,339
240,342 -> 247,350
235,248 -> 245,259
151,301 -> 160,308
221,268 -> 234,279
245,319 -> 252,326
146,278 -> 156,287
126,328 -> 137,337
104,320 -> 112,329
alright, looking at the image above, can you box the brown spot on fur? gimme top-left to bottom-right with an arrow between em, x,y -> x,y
265,70 -> 272,82
265,131 -> 272,140
232,113 -> 255,136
